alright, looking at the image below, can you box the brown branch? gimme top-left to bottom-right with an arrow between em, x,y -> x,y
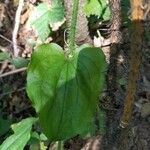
120,0 -> 144,128
0,67 -> 26,78
0,34 -> 13,44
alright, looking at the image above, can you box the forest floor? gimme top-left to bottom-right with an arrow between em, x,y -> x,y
0,0 -> 150,150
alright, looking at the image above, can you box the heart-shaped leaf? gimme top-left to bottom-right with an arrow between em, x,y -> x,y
27,43 -> 107,141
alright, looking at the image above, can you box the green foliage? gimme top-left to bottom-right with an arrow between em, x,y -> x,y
121,0 -> 131,26
27,132 -> 48,145
31,1 -> 64,41
84,0 -> 111,20
0,115 -> 11,137
0,117 -> 37,150
11,57 -> 29,68
27,132 -> 41,145
40,133 -> 48,141
27,43 -> 107,141
0,52 -> 29,68
0,52 -> 11,61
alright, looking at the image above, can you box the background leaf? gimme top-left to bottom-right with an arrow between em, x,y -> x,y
121,0 -> 131,26
27,43 -> 107,141
0,115 -> 11,137
0,117 -> 37,150
0,52 -> 11,61
84,0 -> 111,20
11,57 -> 30,69
31,1 -> 64,41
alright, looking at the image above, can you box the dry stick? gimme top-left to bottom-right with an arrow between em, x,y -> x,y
0,34 -> 13,44
12,0 -> 24,57
120,0 -> 144,128
0,34 -> 24,51
0,34 -> 13,52
0,67 -> 26,78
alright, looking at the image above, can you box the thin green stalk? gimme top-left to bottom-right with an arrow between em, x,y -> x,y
68,0 -> 79,55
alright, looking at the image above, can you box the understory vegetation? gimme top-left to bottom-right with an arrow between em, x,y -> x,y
0,0 -> 150,149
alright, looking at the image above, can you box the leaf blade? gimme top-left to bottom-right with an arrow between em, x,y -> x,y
31,2 -> 64,41
84,0 -> 111,20
0,117 -> 37,150
27,44 -> 107,141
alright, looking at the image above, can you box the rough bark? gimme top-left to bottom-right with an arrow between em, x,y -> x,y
103,0 -> 122,149
120,0 -> 144,128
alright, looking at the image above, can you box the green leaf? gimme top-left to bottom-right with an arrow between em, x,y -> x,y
0,116 -> 11,136
121,0 -> 131,26
11,57 -> 29,68
27,132 -> 40,145
0,117 -> 37,150
84,0 -> 111,20
40,133 -> 48,141
31,1 -> 64,41
27,43 -> 107,141
0,52 -> 11,61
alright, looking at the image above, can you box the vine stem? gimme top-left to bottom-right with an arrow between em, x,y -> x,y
68,0 -> 79,55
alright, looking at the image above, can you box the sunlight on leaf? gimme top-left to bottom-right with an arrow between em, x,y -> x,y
84,0 -> 111,20
27,43 -> 107,141
31,1 -> 64,41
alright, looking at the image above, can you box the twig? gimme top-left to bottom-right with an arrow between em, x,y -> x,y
0,60 -> 8,74
0,34 -> 13,44
12,0 -> 24,57
0,34 -> 24,51
0,67 -> 26,78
